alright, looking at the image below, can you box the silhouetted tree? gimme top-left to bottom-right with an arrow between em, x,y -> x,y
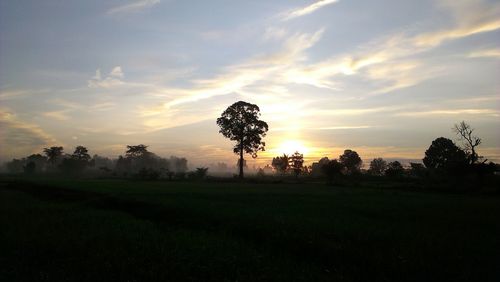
311,157 -> 330,177
72,146 -> 91,162
26,154 -> 47,173
339,149 -> 362,175
194,167 -> 209,179
423,137 -> 467,173
5,159 -> 24,173
453,121 -> 482,164
409,162 -> 426,177
369,158 -> 387,176
217,101 -> 269,178
385,161 -> 404,177
23,161 -> 36,175
126,144 -> 150,158
322,159 -> 344,184
43,146 -> 64,165
272,154 -> 289,175
289,151 -> 304,178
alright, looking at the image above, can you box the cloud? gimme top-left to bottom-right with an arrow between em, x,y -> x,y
0,109 -> 60,159
110,66 -> 124,78
107,0 -> 160,15
42,110 -> 72,121
467,48 -> 500,58
396,109 -> 499,117
88,67 -> 125,88
282,0 -> 339,21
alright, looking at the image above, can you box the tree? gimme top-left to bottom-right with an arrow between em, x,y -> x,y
272,154 -> 289,174
43,146 -> 64,165
216,101 -> 269,178
72,146 -> 91,162
126,144 -> 150,158
369,158 -> 387,176
322,159 -> 344,184
339,149 -> 362,175
385,161 -> 404,177
453,121 -> 482,164
423,137 -> 467,173
289,151 -> 304,178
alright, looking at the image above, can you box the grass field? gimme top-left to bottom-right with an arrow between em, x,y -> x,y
1,178 -> 499,281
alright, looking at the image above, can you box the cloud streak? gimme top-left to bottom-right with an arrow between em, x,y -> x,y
107,0 -> 160,15
282,0 -> 339,21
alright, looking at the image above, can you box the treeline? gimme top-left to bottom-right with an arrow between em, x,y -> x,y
263,122 -> 498,190
4,144 -> 197,180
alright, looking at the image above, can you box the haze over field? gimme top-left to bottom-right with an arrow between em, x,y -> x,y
1,0 -> 499,166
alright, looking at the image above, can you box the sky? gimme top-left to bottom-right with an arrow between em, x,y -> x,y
0,0 -> 499,168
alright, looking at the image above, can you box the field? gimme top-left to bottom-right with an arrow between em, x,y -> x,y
1,178 -> 499,281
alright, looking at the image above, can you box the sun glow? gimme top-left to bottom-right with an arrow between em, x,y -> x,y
274,140 -> 310,155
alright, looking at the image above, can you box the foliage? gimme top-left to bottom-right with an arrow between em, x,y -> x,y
217,101 -> 269,178
385,161 -> 404,177
423,137 -> 467,173
339,149 -> 362,175
43,146 -> 64,165
369,158 -> 387,176
272,154 -> 289,174
289,151 -> 304,178
321,159 -> 344,184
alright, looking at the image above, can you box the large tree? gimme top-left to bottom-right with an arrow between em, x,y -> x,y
339,149 -> 362,174
423,137 -> 467,172
217,101 -> 268,178
43,146 -> 64,165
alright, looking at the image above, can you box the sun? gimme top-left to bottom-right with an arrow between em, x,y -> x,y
276,140 -> 310,155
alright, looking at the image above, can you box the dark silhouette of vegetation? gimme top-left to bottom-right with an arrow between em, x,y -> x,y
423,137 -> 467,174
217,101 -> 269,179
321,159 -> 344,184
385,161 -> 404,177
272,154 -> 289,175
339,149 -> 362,175
289,151 -> 304,178
368,158 -> 387,176
453,121 -> 483,164
43,146 -> 64,167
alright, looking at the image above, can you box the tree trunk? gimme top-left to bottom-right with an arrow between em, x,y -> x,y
239,142 -> 244,179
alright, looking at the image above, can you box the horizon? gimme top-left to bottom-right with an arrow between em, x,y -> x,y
1,0 -> 499,167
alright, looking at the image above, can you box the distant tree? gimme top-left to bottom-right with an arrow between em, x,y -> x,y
322,159 -> 344,184
23,161 -> 36,175
216,101 -> 269,178
26,154 -> 47,173
126,144 -> 150,158
195,167 -> 209,179
289,151 -> 304,178
409,162 -> 426,177
5,159 -> 25,173
453,121 -> 482,164
311,157 -> 330,177
369,158 -> 387,176
385,161 -> 404,177
43,146 -> 64,165
72,146 -> 91,162
272,154 -> 289,174
339,149 -> 362,175
423,137 -> 467,173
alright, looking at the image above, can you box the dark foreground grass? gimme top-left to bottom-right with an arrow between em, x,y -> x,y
1,178 -> 499,281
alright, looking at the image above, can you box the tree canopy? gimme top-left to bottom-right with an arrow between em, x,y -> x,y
217,101 -> 268,178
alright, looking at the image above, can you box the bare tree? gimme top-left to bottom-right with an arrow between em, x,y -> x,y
453,121 -> 482,164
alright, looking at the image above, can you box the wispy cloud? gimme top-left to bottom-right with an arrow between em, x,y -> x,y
281,0 -> 339,21
467,48 -> 500,58
88,67 -> 125,88
397,109 -> 500,117
107,0 -> 160,15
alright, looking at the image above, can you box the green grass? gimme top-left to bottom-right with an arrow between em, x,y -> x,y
1,178 -> 499,281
